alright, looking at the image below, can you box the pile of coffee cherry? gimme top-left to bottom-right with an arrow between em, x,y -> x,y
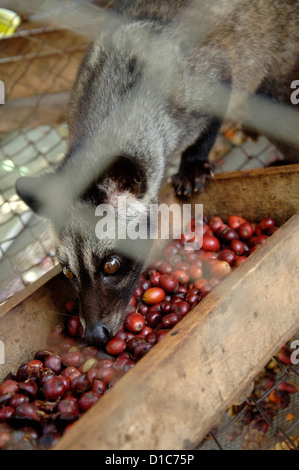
1,213 -> 294,450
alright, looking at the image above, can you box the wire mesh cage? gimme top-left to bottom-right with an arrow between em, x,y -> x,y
198,343 -> 299,450
0,0 -> 286,302
0,3 -> 89,301
0,0 -> 298,450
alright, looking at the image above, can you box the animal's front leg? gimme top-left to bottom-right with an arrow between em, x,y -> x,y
171,118 -> 221,197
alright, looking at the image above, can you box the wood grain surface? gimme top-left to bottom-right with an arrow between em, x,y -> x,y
0,165 -> 298,449
54,213 -> 299,449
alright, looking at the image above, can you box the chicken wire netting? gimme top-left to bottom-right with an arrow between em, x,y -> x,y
0,0 -> 297,450
196,346 -> 299,450
0,0 -> 286,303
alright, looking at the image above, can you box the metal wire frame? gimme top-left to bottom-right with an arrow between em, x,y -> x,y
0,1 -> 297,450
196,354 -> 299,450
0,10 -> 80,297
0,12 -> 282,300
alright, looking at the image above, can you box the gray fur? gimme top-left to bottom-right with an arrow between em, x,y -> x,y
16,0 -> 299,344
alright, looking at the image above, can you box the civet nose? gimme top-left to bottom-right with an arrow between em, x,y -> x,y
85,322 -> 112,346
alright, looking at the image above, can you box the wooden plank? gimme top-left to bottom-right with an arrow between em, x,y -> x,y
0,264 -> 62,316
54,213 -> 299,450
0,265 -> 74,381
161,164 -> 299,226
54,166 -> 299,449
0,165 -> 298,448
153,164 -> 299,259
0,91 -> 70,132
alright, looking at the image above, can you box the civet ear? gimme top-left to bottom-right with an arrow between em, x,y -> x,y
15,174 -> 55,218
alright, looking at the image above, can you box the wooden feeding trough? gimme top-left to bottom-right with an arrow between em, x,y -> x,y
0,164 -> 299,450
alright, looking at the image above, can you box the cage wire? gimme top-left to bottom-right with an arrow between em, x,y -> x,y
196,345 -> 299,450
0,0 -> 297,450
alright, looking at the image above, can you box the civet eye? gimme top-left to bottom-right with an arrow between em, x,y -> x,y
63,266 -> 75,279
103,257 -> 121,275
